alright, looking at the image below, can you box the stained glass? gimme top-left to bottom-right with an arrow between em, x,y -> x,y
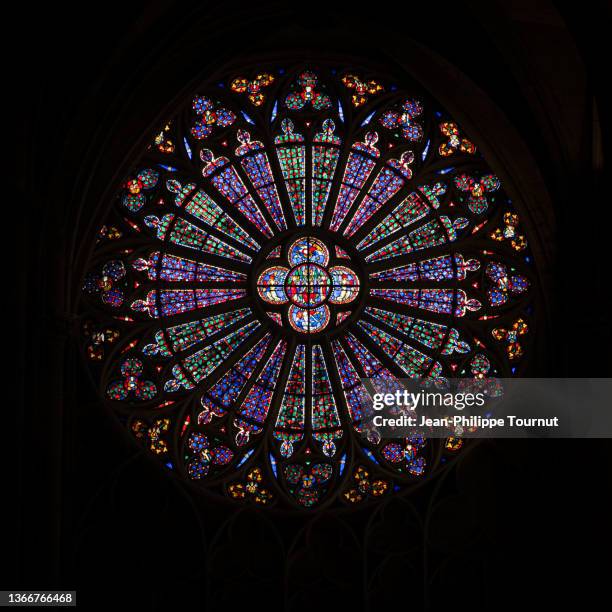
165,321 -> 260,391
335,245 -> 350,259
438,121 -> 476,157
81,63 -> 535,510
185,431 -> 234,479
266,312 -> 282,325
132,418 -> 169,454
491,212 -> 528,251
201,149 -> 273,237
454,173 -> 501,214
329,266 -> 360,304
256,266 -> 290,304
275,119 -> 306,226
190,95 -> 235,140
312,119 -> 341,226
289,304 -> 330,333
234,340 -> 287,444
153,123 -> 175,154
235,130 -> 287,230
288,236 -> 329,266
143,309 -> 252,357
311,345 -> 343,456
256,237 -> 358,333
285,71 -> 331,110
369,253 -> 480,282
346,333 -> 396,382
342,74 -> 384,106
365,216 -> 469,263
273,344 -> 306,457
365,307 -> 470,354
230,73 -> 274,106
285,264 -> 330,306
266,245 -> 282,258
330,133 -> 380,231
337,311 -> 351,324
344,151 -> 414,238
83,260 -> 126,307
370,288 -> 481,316
144,214 -> 252,263
198,333 -> 272,423
357,182 -> 446,250
485,262 -> 529,306
332,340 -> 375,435
358,320 -> 444,381
133,252 -> 246,283
107,358 -> 156,400
83,321 -> 119,360
228,467 -> 273,504
492,318 -> 529,359
121,168 -> 159,212
167,179 -> 260,251
284,462 -> 333,507
131,288 -> 246,318
380,99 -> 423,141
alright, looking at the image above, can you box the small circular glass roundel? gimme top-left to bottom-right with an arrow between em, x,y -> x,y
285,264 -> 331,307
256,236 -> 360,333
288,304 -> 330,333
256,266 -> 289,304
329,266 -> 360,305
288,237 -> 329,266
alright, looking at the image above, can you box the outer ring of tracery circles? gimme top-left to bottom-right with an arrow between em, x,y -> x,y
79,59 -> 536,510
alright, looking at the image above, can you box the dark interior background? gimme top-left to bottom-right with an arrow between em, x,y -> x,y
12,1 -> 611,609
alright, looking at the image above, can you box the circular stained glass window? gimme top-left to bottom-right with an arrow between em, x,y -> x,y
80,62 -> 536,510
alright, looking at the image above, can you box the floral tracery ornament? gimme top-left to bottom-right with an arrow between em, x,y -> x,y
284,462 -> 333,507
185,431 -> 234,479
230,73 -> 274,106
285,71 -> 332,110
343,466 -> 389,503
485,262 -> 529,307
96,224 -> 122,243
341,73 -> 384,106
121,168 -> 159,212
83,321 -> 119,360
491,211 -> 528,251
492,318 -> 529,360
190,95 -> 236,140
107,358 -> 157,401
132,418 -> 170,454
457,353 -> 504,397
454,173 -> 501,214
438,121 -> 477,156
228,467 -> 274,505
153,123 -> 175,154
83,260 -> 127,308
380,98 -> 424,141
381,434 -> 427,476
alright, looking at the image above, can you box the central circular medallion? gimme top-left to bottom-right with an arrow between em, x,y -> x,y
285,263 -> 331,307
256,235 -> 361,334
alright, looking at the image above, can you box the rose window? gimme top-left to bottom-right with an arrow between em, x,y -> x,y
79,61 -> 536,510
